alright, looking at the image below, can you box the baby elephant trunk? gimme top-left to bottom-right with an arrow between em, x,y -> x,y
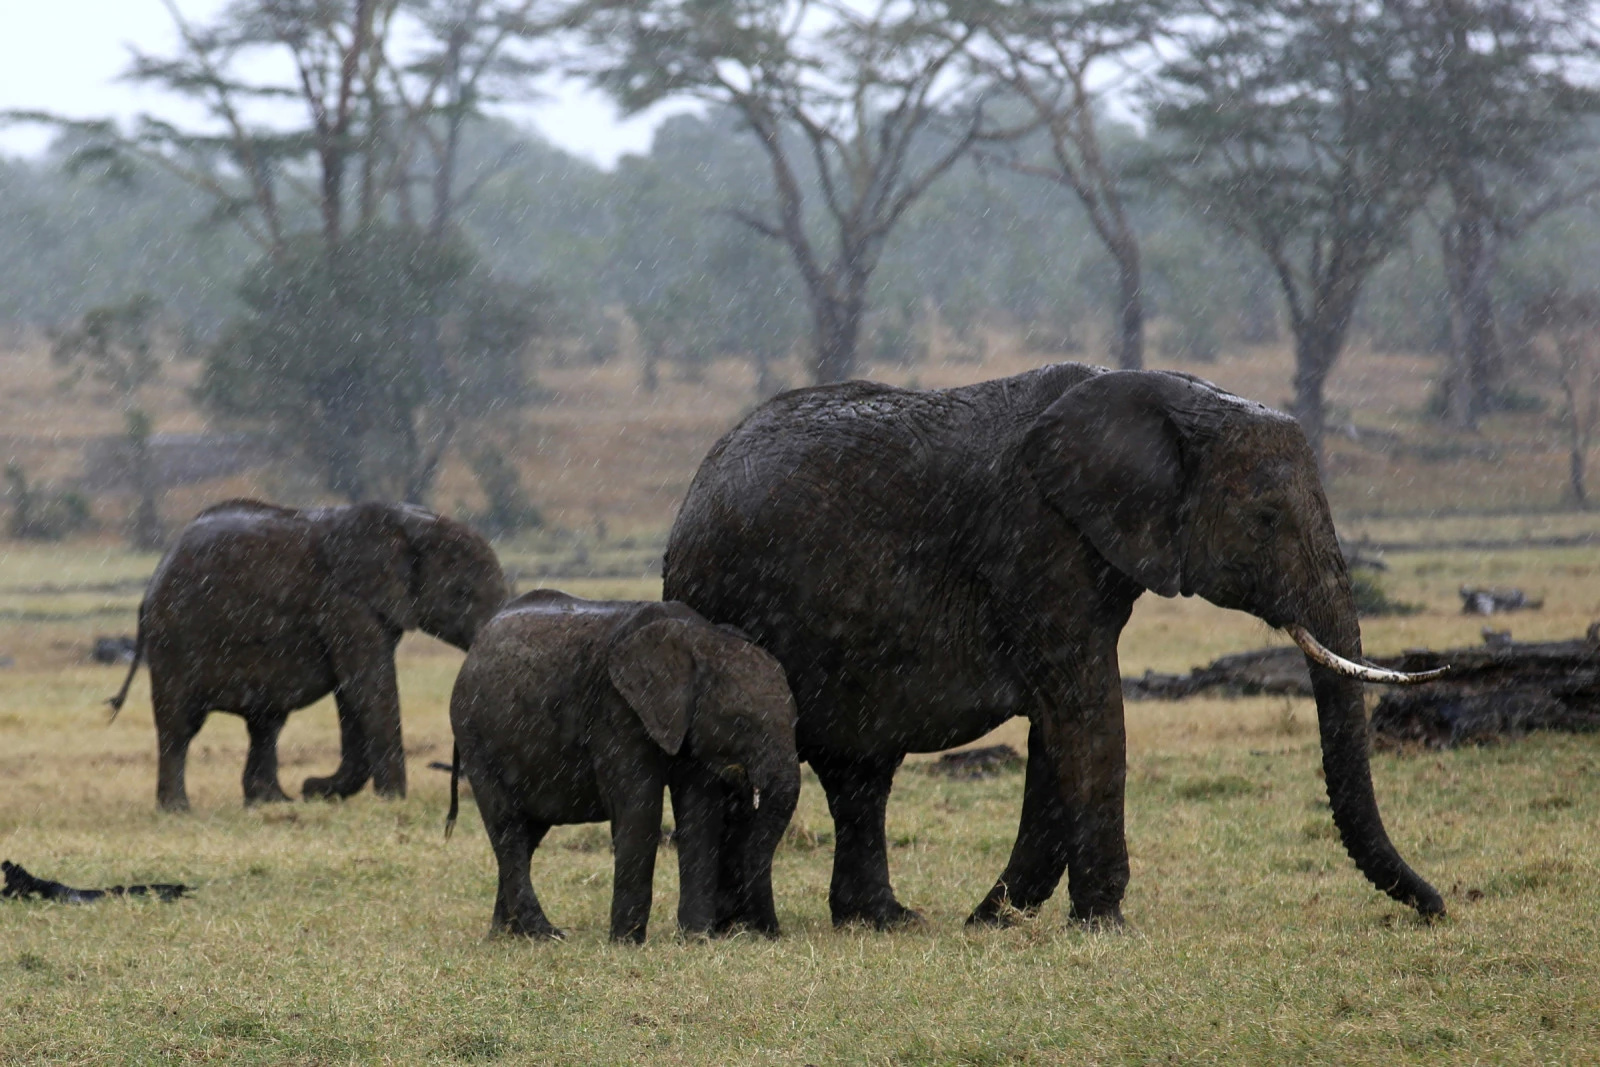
720,763 -> 801,937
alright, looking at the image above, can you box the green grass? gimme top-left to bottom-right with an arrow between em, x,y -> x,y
2,544 -> 1599,1064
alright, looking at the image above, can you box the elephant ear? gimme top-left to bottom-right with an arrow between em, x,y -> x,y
1021,371 -> 1206,598
607,619 -> 698,756
317,503 -> 419,630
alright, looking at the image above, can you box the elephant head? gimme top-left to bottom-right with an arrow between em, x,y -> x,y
608,617 -> 801,813
1021,370 -> 1445,917
320,503 -> 508,649
608,617 -> 802,930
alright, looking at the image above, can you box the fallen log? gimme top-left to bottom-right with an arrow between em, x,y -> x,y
1123,647 -> 1313,701
1122,633 -> 1600,750
926,744 -> 1023,779
1369,637 -> 1600,748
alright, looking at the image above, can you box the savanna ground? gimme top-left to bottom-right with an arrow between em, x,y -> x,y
2,337 -> 1600,1064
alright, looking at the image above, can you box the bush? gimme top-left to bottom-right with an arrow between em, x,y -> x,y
467,447 -> 543,537
1351,572 -> 1422,617
5,464 -> 93,541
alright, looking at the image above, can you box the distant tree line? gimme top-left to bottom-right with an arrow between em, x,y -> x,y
4,0 -> 1600,504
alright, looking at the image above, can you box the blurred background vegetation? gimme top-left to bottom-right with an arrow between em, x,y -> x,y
4,1 -> 1600,549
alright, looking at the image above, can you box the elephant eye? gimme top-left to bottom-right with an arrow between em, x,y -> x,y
1249,507 -> 1280,541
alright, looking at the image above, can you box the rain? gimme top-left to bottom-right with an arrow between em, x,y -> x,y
2,1 -> 1600,1061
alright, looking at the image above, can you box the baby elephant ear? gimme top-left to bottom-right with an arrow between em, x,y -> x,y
607,619 -> 698,755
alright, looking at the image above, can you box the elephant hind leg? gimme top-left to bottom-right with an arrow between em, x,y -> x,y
968,719 -> 1073,927
811,751 -> 921,930
153,680 -> 206,813
478,787 -> 560,940
242,712 -> 292,805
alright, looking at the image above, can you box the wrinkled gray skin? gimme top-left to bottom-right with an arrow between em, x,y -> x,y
665,365 -> 1445,928
449,591 -> 801,943
109,499 -> 508,811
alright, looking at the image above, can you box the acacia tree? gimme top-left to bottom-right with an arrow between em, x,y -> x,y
945,0 -> 1162,369
1151,0 -> 1445,469
13,1 -> 556,505
378,0 -> 558,237
1404,1 -> 1600,431
579,0 -> 1024,383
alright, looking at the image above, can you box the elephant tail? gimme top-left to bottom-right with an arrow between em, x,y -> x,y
445,742 -> 460,841
106,603 -> 146,723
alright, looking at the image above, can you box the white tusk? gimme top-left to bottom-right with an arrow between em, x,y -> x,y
752,788 -> 761,811
1286,625 -> 1450,685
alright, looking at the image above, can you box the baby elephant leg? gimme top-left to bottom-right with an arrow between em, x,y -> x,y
478,787 -> 559,939
668,768 -> 725,938
608,787 -> 666,944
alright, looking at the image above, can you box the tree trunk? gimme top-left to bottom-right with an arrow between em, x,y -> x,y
1291,329 -> 1337,476
1441,179 -> 1501,431
1563,377 -> 1589,507
1112,238 -> 1144,371
812,279 -> 866,385
1290,278 -> 1362,476
126,410 -> 164,551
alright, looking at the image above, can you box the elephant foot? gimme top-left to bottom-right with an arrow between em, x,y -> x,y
244,785 -> 293,806
157,794 -> 191,814
711,916 -> 780,939
965,901 -> 1035,929
493,918 -> 565,942
1068,902 -> 1126,930
371,765 -> 407,800
301,774 -> 359,801
831,900 -> 924,931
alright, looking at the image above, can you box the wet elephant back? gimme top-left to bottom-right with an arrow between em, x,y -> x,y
142,508 -> 335,711
666,365 -> 1100,756
452,595 -> 653,824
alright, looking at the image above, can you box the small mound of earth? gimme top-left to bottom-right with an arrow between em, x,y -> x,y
926,744 -> 1023,779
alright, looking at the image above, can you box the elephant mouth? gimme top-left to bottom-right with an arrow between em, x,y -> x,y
1285,625 -> 1449,685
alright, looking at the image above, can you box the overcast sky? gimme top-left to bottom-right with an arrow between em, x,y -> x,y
0,1 -> 666,167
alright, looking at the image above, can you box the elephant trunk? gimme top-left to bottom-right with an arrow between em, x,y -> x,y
1302,596 -> 1445,918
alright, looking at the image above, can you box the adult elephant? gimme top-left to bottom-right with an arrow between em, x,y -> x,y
109,499 -> 508,811
664,364 -> 1446,928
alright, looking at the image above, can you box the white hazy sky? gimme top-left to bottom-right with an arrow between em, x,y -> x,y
0,1 -> 667,167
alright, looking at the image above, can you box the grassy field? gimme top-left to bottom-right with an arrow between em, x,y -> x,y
2,539 -> 1598,1065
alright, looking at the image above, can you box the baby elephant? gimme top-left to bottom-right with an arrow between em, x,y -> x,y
448,591 -> 801,943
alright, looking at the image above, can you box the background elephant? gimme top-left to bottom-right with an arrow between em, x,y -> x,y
109,499 -> 508,811
448,590 -> 801,943
664,364 -> 1445,928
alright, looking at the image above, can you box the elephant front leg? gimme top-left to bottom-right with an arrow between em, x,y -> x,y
968,719 -> 1073,926
242,712 -> 293,805
608,786 -> 666,944
1044,703 -> 1130,926
303,690 -> 373,799
811,751 -> 920,930
305,619 -> 405,800
668,768 -> 724,938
